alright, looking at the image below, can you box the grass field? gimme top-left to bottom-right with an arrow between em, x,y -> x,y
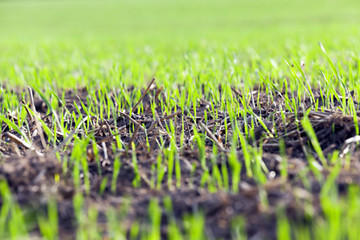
1,0 -> 360,239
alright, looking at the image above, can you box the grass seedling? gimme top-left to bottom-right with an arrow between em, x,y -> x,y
131,142 -> 141,188
329,150 -> 340,165
62,154 -> 69,175
38,199 -> 58,240
276,207 -> 291,240
200,169 -> 212,190
165,199 -> 183,239
211,145 -> 224,190
87,206 -> 101,240
319,42 -> 348,94
71,138 -> 91,194
147,199 -> 162,240
221,159 -> 230,191
80,152 -> 90,195
106,210 -> 126,240
320,192 -> 342,240
156,153 -> 166,190
99,177 -> 108,196
346,186 -> 360,240
231,216 -> 246,240
130,221 -> 140,240
258,186 -> 269,212
166,147 -> 175,189
349,95 -> 359,135
175,156 -> 181,189
183,212 -> 205,240
308,155 -> 324,183
301,115 -> 327,168
33,86 -> 63,134
0,114 -> 30,144
73,193 -> 87,240
0,180 -> 27,238
0,189 -> 11,236
193,127 -> 206,170
229,134 -> 241,193
189,162 -> 197,189
320,163 -> 341,199
237,127 -> 253,177
150,164 -> 156,189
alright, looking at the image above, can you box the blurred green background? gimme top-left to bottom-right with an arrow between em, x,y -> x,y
1,0 -> 359,41
0,0 -> 359,88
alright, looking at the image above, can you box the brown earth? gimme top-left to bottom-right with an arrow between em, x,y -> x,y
0,82 -> 359,239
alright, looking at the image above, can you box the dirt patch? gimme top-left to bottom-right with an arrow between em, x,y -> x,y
0,82 -> 359,239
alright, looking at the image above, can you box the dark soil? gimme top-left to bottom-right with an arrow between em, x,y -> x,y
0,82 -> 359,239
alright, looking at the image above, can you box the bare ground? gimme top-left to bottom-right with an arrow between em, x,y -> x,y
1,83 -> 360,239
